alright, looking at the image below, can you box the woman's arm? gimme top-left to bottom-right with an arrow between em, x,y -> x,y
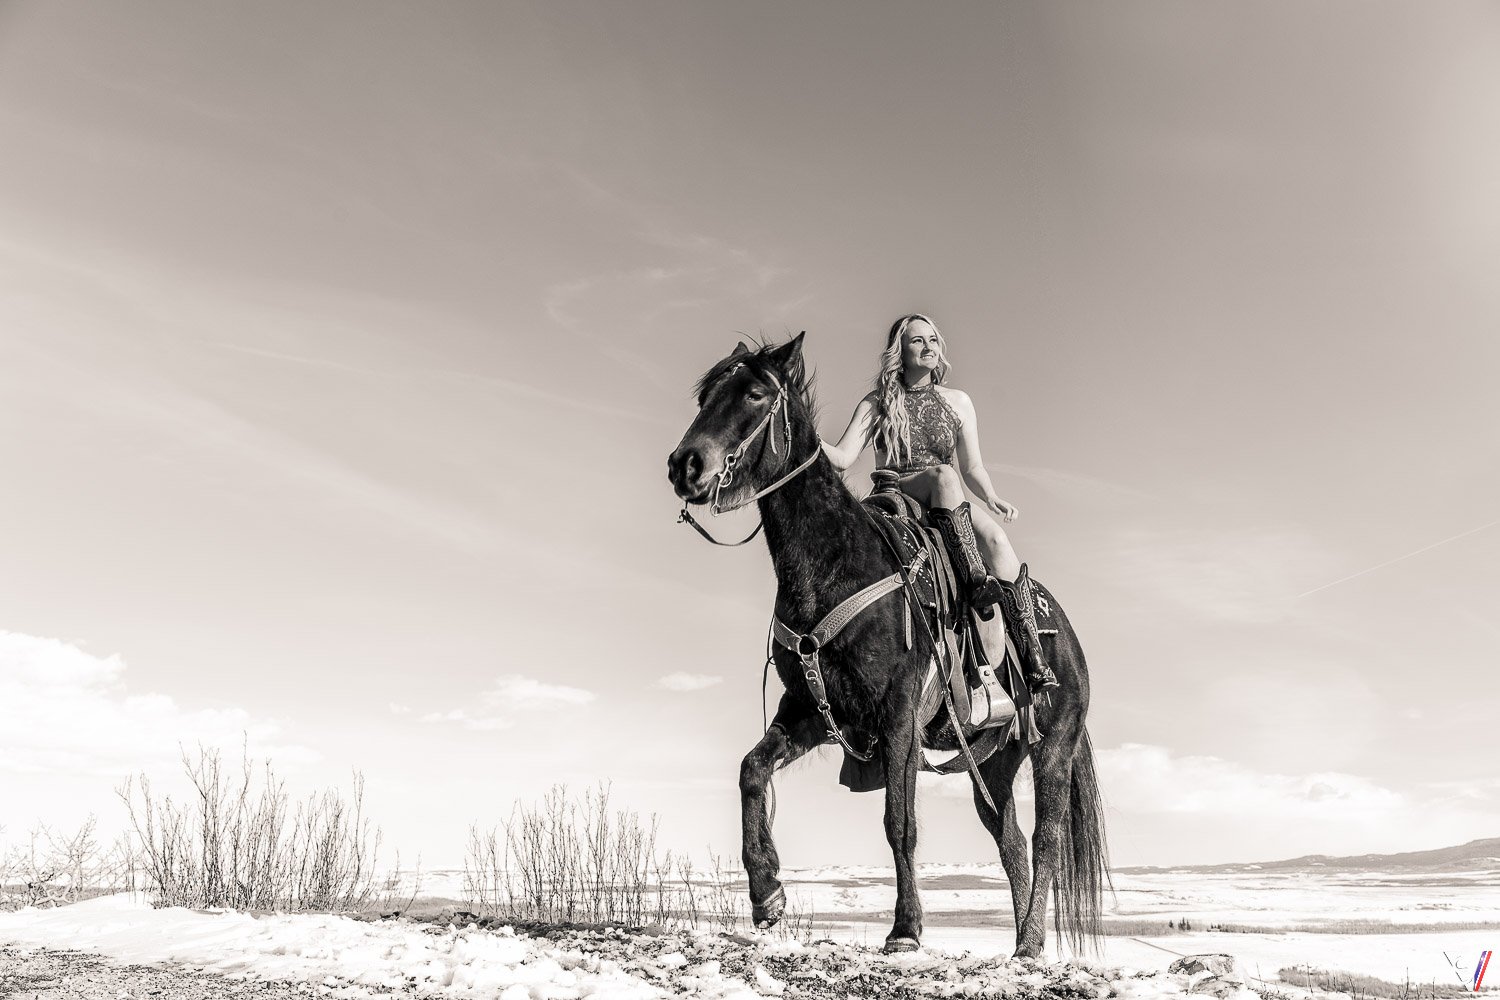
950,389 -> 1019,522
822,395 -> 878,471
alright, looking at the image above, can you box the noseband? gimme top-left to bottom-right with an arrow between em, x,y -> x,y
678,365 -> 821,546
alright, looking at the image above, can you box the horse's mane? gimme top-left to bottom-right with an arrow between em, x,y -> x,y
693,338 -> 819,422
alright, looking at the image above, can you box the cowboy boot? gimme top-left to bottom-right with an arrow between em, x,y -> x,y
998,564 -> 1059,691
929,502 -> 1004,620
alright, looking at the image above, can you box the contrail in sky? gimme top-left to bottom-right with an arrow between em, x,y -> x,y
1296,517 -> 1500,599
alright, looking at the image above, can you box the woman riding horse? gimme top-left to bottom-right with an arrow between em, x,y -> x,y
667,332 -> 1110,958
822,313 -> 1058,693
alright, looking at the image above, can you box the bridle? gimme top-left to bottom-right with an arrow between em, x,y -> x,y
677,364 -> 820,546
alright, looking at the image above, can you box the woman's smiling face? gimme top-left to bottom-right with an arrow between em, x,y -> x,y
902,318 -> 941,372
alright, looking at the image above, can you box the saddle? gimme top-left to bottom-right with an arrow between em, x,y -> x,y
831,474 -> 1045,795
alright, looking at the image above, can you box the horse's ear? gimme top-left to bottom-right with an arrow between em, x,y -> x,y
768,331 -> 806,372
731,341 -> 750,357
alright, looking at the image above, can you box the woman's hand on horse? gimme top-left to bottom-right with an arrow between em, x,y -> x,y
987,497 -> 1018,522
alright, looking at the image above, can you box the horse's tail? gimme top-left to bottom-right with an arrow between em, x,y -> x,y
1053,727 -> 1114,955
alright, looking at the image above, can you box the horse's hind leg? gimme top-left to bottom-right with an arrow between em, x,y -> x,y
740,699 -> 823,928
1014,720 -> 1081,959
971,739 -> 1031,933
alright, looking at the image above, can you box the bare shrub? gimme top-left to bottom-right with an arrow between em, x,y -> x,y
465,783 -> 658,925
373,851 -> 424,916
464,783 -> 812,938
119,745 -> 381,912
0,818 -> 138,910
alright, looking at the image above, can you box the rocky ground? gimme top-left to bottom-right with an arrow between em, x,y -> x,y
0,945 -> 311,998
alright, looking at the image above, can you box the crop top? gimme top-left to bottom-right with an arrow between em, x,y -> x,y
875,384 -> 962,475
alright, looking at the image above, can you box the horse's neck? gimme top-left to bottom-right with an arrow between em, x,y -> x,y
759,455 -> 876,623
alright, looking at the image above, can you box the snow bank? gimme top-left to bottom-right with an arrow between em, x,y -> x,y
0,894 -> 1262,1000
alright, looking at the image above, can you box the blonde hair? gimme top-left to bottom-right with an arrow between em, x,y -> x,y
872,313 -> 949,465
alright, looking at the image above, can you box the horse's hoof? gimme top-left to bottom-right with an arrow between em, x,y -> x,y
752,885 -> 785,928
883,936 -> 921,954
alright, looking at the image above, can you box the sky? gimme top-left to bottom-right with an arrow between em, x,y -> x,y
1,1 -> 1497,872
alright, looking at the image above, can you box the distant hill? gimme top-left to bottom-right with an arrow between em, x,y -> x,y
1115,836 -> 1500,874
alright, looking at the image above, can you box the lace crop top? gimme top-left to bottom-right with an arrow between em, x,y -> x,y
875,384 -> 963,475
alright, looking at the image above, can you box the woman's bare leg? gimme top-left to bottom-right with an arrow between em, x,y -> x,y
970,504 -> 1022,583
901,467 -> 1055,689
900,465 -> 1022,582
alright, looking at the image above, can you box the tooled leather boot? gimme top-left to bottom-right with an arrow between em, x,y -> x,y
929,502 -> 1004,621
998,564 -> 1059,692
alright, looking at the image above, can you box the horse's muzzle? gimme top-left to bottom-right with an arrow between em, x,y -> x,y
667,445 -> 710,502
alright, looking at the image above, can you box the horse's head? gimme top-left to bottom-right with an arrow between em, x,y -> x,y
667,332 -> 809,509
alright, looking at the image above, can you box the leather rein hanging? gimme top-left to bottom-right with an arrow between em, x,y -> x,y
677,369 -> 820,546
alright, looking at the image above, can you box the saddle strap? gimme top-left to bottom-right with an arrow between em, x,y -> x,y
863,511 -> 999,816
920,525 -> 958,622
921,727 -> 1005,774
771,550 -> 931,762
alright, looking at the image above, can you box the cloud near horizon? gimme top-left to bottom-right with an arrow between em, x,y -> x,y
1098,742 -> 1404,817
0,630 -> 309,777
923,740 -> 1490,863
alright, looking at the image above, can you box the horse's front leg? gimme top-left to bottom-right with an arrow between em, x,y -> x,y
740,698 -> 824,928
881,701 -> 923,952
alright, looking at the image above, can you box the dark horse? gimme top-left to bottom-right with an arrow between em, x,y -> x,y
667,333 -> 1111,959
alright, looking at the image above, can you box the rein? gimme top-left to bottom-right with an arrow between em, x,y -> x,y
677,370 -> 820,546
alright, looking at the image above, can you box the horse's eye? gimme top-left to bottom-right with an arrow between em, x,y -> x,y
747,390 -> 767,402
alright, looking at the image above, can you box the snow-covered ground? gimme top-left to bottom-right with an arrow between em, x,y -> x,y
2,864 -> 1496,997
0,893 -> 1248,1000
776,863 -> 1500,983
399,862 -> 1500,983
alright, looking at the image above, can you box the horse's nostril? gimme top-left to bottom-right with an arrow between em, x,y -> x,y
667,447 -> 704,490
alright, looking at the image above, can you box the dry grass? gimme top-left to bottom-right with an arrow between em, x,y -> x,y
1214,919 -> 1500,935
119,745 -> 382,912
370,851 -> 425,916
464,782 -> 812,940
1279,964 -> 1489,1000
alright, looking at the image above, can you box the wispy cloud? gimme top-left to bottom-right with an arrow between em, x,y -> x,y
985,462 -> 1155,503
657,672 -> 723,692
539,168 -> 809,386
1296,517 -> 1500,599
206,341 -> 390,378
207,339 -> 670,426
1109,526 -> 1331,622
420,675 -> 595,732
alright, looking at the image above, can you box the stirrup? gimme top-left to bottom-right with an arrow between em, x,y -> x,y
971,575 -> 1003,620
968,660 -> 1017,730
